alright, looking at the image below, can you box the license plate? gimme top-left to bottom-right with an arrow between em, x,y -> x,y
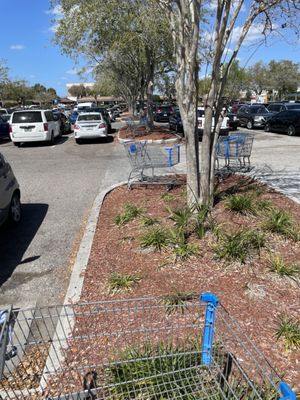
24,128 -> 32,132
164,113 -> 167,116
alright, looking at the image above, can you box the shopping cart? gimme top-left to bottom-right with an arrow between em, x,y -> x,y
216,133 -> 255,171
0,293 -> 296,400
123,140 -> 181,187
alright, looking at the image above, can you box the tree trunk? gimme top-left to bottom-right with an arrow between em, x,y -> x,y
145,48 -> 155,130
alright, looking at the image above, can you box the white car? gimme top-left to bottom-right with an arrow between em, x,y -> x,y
9,110 -> 60,146
0,152 -> 21,227
197,107 -> 229,137
74,112 -> 108,144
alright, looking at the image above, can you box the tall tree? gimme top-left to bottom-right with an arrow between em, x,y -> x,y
268,60 -> 300,100
246,61 -> 269,96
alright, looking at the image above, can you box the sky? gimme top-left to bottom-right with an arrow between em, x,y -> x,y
0,1 -> 299,97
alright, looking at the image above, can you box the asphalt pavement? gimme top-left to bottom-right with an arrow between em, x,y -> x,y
0,122 -> 130,308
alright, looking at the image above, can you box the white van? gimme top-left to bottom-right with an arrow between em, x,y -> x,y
197,107 -> 229,137
9,110 -> 60,146
75,102 -> 97,112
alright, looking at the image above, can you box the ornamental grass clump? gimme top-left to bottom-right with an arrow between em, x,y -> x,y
274,316 -> 300,351
214,229 -> 265,264
263,209 -> 300,241
268,254 -> 300,278
108,272 -> 141,294
139,227 -> 169,251
114,203 -> 144,226
160,291 -> 195,315
225,193 -> 256,215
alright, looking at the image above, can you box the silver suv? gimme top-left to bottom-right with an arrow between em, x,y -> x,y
0,152 -> 21,227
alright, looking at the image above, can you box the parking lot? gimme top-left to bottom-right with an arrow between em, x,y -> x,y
1,124 -> 300,309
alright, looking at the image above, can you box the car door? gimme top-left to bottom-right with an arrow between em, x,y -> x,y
274,111 -> 290,132
0,154 -> 11,225
237,107 -> 248,126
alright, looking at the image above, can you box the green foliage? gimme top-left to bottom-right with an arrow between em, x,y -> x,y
168,206 -> 193,234
114,203 -> 144,226
172,242 -> 200,260
275,316 -> 300,351
214,229 -> 265,263
139,227 -> 169,251
108,272 -> 141,294
263,209 -> 300,241
161,192 -> 176,202
139,215 -> 159,227
268,255 -> 300,278
225,194 -> 256,215
160,291 -> 195,315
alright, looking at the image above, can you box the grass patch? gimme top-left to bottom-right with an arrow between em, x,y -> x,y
274,316 -> 300,351
114,203 -> 144,226
139,227 -> 169,251
214,229 -> 265,263
172,242 -> 200,260
108,272 -> 141,294
268,255 -> 300,278
161,192 -> 176,202
139,215 -> 159,227
263,209 -> 300,241
160,291 -> 195,315
225,193 -> 256,215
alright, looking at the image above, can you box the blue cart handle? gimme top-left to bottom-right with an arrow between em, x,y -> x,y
279,382 -> 297,400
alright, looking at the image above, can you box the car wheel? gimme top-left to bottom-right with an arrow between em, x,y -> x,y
287,125 -> 296,136
13,142 -> 20,147
264,123 -> 270,132
76,138 -> 82,144
9,192 -> 21,224
246,120 -> 253,129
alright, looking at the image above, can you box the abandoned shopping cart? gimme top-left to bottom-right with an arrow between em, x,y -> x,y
123,140 -> 181,187
0,293 -> 296,400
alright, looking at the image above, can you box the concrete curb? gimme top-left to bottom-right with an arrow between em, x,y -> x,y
62,180 -> 128,305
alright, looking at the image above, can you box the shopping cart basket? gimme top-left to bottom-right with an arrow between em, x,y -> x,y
123,140 -> 181,187
0,293 -> 296,399
216,133 -> 255,171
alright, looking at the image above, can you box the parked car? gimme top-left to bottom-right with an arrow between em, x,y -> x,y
264,110 -> 300,136
89,107 -> 112,132
0,115 -> 10,140
1,114 -> 11,123
0,152 -> 21,227
9,110 -> 60,146
73,112 -> 108,144
0,108 -> 8,116
169,108 -> 183,135
53,111 -> 72,135
226,112 -> 239,130
69,111 -> 79,125
236,105 -> 272,129
197,107 -> 229,137
153,105 -> 174,122
267,103 -> 300,114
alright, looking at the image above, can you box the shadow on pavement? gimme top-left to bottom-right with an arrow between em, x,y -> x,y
17,137 -> 68,148
0,203 -> 48,286
77,136 -> 114,145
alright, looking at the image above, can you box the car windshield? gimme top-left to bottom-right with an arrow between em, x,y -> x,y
12,111 -> 43,123
249,106 -> 268,114
78,114 -> 101,121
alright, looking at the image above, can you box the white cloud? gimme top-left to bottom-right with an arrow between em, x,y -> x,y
45,5 -> 63,16
231,23 -> 278,46
10,44 -> 25,50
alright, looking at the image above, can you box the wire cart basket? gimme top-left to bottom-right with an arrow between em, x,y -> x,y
0,293 -> 296,400
123,140 -> 181,187
216,133 -> 255,172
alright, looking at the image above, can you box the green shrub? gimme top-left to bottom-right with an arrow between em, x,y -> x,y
268,255 -> 300,278
225,194 -> 256,215
263,209 -> 300,241
108,273 -> 141,294
114,203 -> 144,226
274,316 -> 300,351
161,192 -> 176,202
168,206 -> 193,234
161,291 -> 196,315
139,227 -> 169,251
139,215 -> 159,227
214,229 -> 265,263
172,242 -> 200,260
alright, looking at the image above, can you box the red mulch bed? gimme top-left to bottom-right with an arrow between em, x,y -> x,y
80,175 -> 300,389
118,125 -> 181,141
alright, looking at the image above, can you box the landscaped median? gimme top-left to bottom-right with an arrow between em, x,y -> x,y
117,124 -> 182,144
80,174 -> 300,388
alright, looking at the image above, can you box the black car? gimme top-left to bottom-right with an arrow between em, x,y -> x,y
153,105 -> 174,122
267,103 -> 300,114
0,115 -> 10,140
237,105 -> 272,129
169,108 -> 183,135
226,112 -> 239,130
264,110 -> 300,136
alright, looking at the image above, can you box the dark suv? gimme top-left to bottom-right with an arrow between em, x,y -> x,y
267,103 -> 300,114
153,105 -> 174,122
237,105 -> 272,129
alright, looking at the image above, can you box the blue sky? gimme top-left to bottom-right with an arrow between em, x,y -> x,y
0,1 -> 299,97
